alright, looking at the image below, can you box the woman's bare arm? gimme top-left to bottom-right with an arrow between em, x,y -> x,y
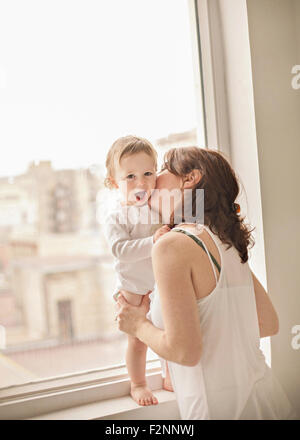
252,272 -> 279,338
135,233 -> 202,366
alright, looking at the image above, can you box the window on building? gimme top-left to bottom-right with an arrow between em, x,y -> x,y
57,300 -> 74,341
0,0 -> 205,388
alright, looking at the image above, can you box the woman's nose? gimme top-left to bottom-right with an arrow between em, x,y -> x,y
155,174 -> 164,189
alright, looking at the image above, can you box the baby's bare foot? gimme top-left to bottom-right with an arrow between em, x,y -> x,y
163,377 -> 174,392
131,383 -> 158,406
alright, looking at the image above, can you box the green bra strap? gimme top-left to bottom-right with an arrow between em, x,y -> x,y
172,228 -> 221,274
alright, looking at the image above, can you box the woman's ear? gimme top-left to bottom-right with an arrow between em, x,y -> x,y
182,169 -> 202,189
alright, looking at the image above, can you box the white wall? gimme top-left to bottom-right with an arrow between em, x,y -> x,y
246,0 -> 300,417
217,0 -> 300,417
294,0 -> 300,51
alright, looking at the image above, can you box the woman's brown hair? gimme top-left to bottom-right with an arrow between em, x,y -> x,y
163,147 -> 254,263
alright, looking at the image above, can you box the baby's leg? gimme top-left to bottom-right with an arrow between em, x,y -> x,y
120,290 -> 158,406
163,361 -> 174,392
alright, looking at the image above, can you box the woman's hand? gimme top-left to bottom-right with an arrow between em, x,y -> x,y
116,293 -> 151,337
153,225 -> 171,243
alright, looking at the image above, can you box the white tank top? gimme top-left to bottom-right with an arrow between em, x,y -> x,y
149,224 -> 295,420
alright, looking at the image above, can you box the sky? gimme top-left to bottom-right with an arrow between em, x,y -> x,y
0,0 -> 200,177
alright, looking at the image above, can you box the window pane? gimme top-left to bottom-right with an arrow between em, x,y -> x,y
0,0 -> 204,387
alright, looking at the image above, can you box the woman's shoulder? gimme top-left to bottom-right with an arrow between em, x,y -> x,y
152,227 -> 194,260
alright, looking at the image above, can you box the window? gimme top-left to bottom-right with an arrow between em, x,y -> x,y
0,0 -> 204,389
57,300 -> 74,341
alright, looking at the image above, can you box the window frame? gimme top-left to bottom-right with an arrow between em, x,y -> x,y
0,359 -> 163,419
0,0 -> 230,419
196,0 -> 231,155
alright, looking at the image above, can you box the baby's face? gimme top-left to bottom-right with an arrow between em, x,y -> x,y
114,152 -> 157,206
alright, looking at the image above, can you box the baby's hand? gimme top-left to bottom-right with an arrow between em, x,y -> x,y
153,225 -> 171,243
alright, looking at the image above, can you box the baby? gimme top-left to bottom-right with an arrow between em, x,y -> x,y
103,135 -> 173,406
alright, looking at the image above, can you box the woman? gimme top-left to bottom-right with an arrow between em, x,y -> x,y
116,147 -> 295,420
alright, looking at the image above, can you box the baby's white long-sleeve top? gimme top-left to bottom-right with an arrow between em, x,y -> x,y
103,200 -> 161,300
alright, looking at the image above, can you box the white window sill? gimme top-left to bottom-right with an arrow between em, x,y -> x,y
29,389 -> 180,420
0,359 -> 180,420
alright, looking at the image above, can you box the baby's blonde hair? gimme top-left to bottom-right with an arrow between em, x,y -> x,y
104,135 -> 157,189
